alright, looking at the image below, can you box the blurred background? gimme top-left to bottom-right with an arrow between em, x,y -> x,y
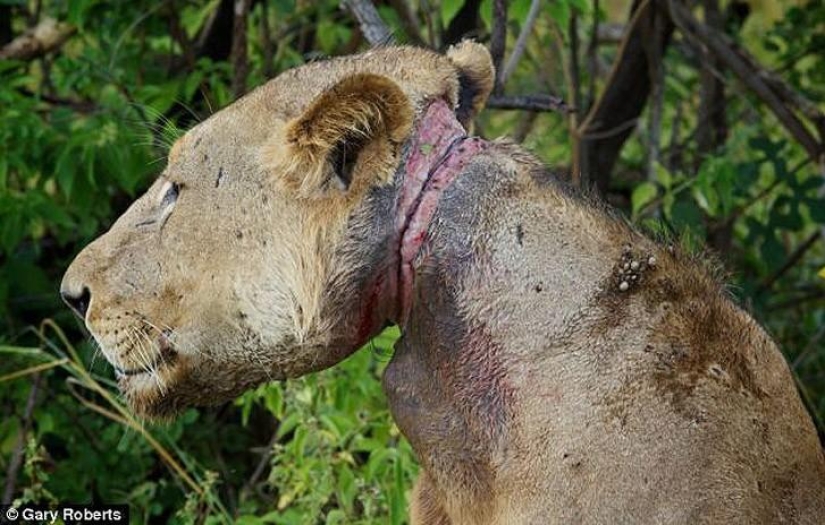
1,0 -> 824,523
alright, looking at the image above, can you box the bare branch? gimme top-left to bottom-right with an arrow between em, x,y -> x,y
500,0 -> 540,85
487,94 -> 573,114
341,0 -> 394,46
0,18 -> 75,61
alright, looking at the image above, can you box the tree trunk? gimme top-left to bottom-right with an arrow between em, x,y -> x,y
577,0 -> 674,195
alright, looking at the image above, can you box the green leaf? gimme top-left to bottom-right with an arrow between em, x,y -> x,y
654,162 -> 673,190
631,182 -> 658,218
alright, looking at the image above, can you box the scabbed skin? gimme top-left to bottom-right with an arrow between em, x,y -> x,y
61,43 -> 825,524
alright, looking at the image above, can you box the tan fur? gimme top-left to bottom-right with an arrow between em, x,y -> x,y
62,43 -> 825,523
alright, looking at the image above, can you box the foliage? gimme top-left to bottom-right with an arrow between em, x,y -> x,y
2,0 -> 824,523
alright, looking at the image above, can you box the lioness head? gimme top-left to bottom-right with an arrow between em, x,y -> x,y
60,43 -> 494,417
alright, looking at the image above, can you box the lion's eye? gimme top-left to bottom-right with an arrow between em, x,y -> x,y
159,180 -> 180,208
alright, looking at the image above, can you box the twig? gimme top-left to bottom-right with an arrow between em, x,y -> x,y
579,117 -> 638,139
500,0 -> 541,85
3,374 -> 43,504
0,17 -> 75,61
487,94 -> 573,114
758,230 -> 823,293
341,0 -> 394,46
490,0 -> 508,93
240,430 -> 280,498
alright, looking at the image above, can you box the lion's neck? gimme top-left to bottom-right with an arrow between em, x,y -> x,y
385,144 -> 637,520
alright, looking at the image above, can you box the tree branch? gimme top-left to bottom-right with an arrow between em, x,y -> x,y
487,94 -> 573,114
341,0 -> 394,46
500,0 -> 540,85
0,18 -> 75,61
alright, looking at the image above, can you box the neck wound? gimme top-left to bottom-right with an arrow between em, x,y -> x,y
393,99 -> 489,322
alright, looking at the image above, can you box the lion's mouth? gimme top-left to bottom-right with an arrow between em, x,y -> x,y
111,330 -> 178,381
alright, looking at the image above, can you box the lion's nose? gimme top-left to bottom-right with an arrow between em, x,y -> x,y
61,286 -> 91,319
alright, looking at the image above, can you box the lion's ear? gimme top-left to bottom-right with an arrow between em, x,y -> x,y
268,73 -> 413,198
446,40 -> 494,128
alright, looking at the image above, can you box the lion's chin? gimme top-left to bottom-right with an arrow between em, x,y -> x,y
119,380 -> 176,422
116,360 -> 195,421
115,358 -> 281,421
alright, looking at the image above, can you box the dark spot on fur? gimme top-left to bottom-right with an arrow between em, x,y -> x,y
235,230 -> 243,239
215,167 -> 225,187
534,282 -> 543,293
194,136 -> 202,148
515,223 -> 524,246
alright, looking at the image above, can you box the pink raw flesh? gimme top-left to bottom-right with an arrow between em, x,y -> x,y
395,100 -> 489,321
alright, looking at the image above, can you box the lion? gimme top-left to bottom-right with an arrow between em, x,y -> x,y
61,42 -> 825,523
